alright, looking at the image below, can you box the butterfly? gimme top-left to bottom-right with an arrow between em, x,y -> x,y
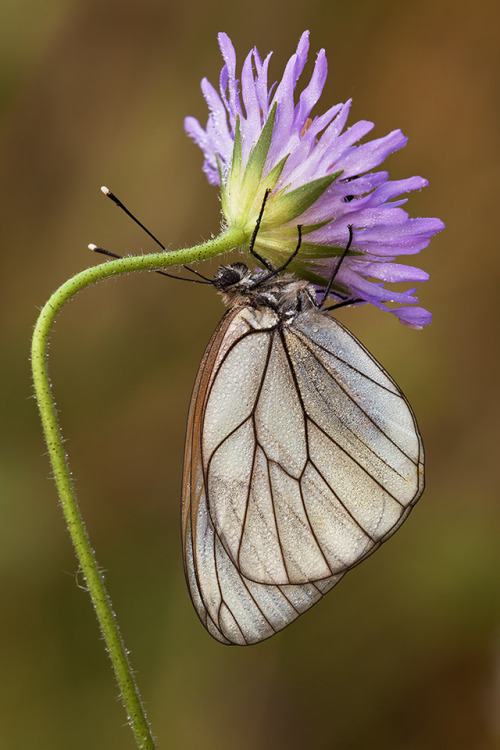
181,253 -> 424,645
92,188 -> 424,646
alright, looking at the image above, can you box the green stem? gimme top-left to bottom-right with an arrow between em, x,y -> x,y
30,228 -> 245,749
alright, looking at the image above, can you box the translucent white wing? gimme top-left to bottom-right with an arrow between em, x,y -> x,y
181,303 -> 424,645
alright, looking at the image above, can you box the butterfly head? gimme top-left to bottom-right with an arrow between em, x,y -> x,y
213,263 -> 317,318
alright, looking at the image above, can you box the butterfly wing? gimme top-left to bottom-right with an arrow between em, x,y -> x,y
181,304 -> 424,645
283,310 -> 424,571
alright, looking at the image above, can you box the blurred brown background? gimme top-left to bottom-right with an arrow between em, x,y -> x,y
1,0 -> 499,748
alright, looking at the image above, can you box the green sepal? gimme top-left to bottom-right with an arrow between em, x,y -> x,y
231,116 -> 242,179
268,219 -> 333,238
221,118 -> 243,216
293,240 -> 362,258
226,116 -> 242,191
265,170 -> 343,225
217,155 -> 227,209
258,235 -> 361,259
240,104 -> 277,203
259,154 -> 289,195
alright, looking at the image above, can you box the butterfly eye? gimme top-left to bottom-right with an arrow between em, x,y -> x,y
213,265 -> 247,290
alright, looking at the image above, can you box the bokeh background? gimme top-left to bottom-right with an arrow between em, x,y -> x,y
1,0 -> 499,748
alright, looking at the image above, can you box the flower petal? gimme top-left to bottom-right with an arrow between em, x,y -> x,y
185,33 -> 445,326
392,306 -> 432,328
295,48 -> 328,127
361,262 -> 430,283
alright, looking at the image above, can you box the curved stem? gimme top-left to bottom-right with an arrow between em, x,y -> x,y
30,228 -> 245,749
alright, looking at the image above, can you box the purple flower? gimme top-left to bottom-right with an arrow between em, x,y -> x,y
185,31 -> 444,327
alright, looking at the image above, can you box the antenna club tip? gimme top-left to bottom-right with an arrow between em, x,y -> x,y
88,243 -> 98,250
100,186 -> 111,195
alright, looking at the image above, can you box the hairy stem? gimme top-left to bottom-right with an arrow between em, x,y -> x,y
30,228 -> 245,748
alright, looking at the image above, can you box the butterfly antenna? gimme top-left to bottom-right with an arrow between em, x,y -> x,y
248,189 -> 274,271
88,244 -> 210,284
271,225 -> 302,274
320,224 -> 354,308
254,225 -> 303,288
100,186 -> 211,282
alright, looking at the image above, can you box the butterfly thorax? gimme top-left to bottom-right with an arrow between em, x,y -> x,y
213,263 -> 318,321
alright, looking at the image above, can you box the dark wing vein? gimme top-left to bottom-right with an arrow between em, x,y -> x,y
265,449 -> 290,580
213,541 -> 250,644
276,329 -> 335,576
288,329 -> 418,467
235,333 -> 275,565
292,324 -> 400,395
261,446 -> 327,583
200,325 -> 274,487
276,587 -> 302,615
307,414 -> 406,508
307,446 -> 377,542
238,572 -> 278,635
299,349 -> 412,480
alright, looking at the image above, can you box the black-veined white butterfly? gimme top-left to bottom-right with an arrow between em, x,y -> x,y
181,257 -> 424,646
93,188 -> 424,646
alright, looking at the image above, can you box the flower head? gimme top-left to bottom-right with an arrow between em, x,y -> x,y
185,32 -> 444,327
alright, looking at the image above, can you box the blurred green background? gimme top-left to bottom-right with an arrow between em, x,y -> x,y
1,0 -> 499,748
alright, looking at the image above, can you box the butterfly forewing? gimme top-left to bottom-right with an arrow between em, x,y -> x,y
181,269 -> 424,645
